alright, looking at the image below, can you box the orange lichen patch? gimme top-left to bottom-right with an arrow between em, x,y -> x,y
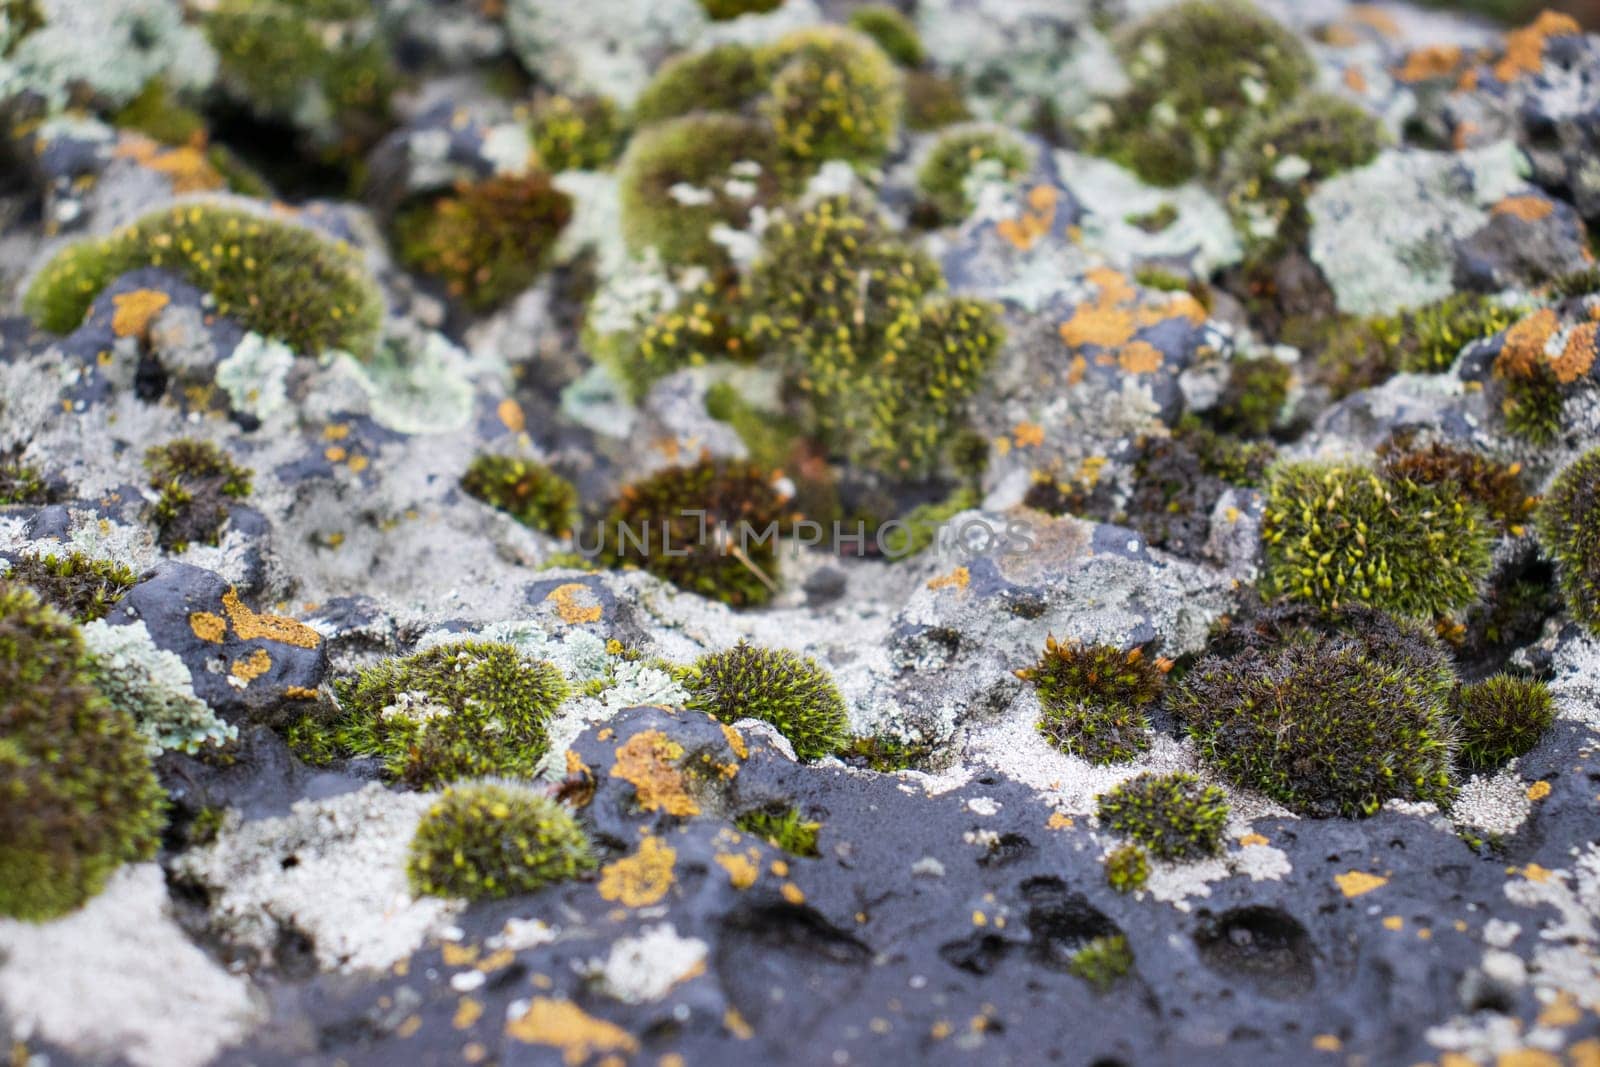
1381,915 -> 1404,931
1494,195 -> 1556,222
1012,422 -> 1045,448
230,647 -> 272,683
565,749 -> 590,779
995,185 -> 1060,251
114,137 -> 224,194
927,567 -> 970,591
719,723 -> 748,760
1537,991 -> 1582,1028
1348,4 -> 1400,36
1495,1051 -> 1564,1067
1334,871 -> 1388,897
1047,812 -> 1074,831
1321,24 -> 1362,48
454,997 -> 484,1030
1117,341 -> 1165,375
441,942 -> 478,966
476,948 -> 516,973
497,397 -> 526,434
611,730 -> 698,817
545,582 -> 603,625
324,446 -> 348,463
1143,291 -> 1208,327
395,1015 -> 423,1038
724,1007 -> 755,1041
1494,11 -> 1580,83
780,882 -> 805,905
1059,303 -> 1135,349
1552,321 -> 1598,383
1396,43 -> 1465,83
189,610 -> 227,644
1343,66 -> 1369,93
504,998 -> 638,1064
1239,832 -> 1269,848
1517,863 -> 1553,883
598,835 -> 676,907
714,847 -> 760,890
1527,779 -> 1553,801
221,589 -> 321,648
1495,308 -> 1560,379
111,289 -> 171,338
284,686 -> 319,700
1312,1034 -> 1343,1052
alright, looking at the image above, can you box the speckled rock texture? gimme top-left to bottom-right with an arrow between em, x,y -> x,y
3,1 -> 1600,1066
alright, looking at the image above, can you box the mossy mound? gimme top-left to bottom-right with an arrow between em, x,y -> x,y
323,641 -> 570,789
0,582 -> 165,920
408,781 -> 595,900
395,173 -> 572,309
1175,614 -> 1459,818
686,641 -> 849,760
1260,461 -> 1495,619
25,203 -> 384,360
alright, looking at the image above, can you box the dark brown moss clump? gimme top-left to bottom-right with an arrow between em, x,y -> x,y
396,173 -> 573,310
145,439 -> 254,552
3,552 -> 140,622
601,457 -> 794,607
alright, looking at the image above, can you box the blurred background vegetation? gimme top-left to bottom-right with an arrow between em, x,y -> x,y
1424,0 -> 1599,26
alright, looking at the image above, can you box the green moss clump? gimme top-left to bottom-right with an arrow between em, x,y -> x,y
1537,446 -> 1600,633
25,204 -> 384,359
0,582 -> 164,920
4,552 -> 139,623
700,0 -> 783,19
1018,638 -> 1169,764
145,439 -> 253,553
844,733 -> 933,772
112,80 -> 208,147
903,70 -> 971,131
396,173 -> 573,310
748,197 -> 1000,478
1097,772 -> 1228,860
530,94 -> 626,172
1547,265 -> 1600,299
1209,356 -> 1290,439
602,456 -> 793,607
612,280 -> 756,401
1260,462 -> 1494,619
618,113 -> 792,267
1453,674 -> 1555,771
1069,934 -> 1133,991
735,806 -> 821,856
330,641 -> 570,789
1399,295 -> 1520,375
407,781 -> 595,900
878,487 -> 980,559
1221,93 -> 1386,246
1501,364 -> 1565,445
1105,844 -> 1150,893
1174,620 -> 1459,817
1375,435 -> 1535,535
0,457 -> 51,505
202,0 -> 396,147
461,455 -> 579,538
1086,0 -> 1313,186
847,5 -> 924,67
686,641 -> 849,761
759,26 -> 902,169
631,43 -> 770,127
916,124 -> 1031,223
